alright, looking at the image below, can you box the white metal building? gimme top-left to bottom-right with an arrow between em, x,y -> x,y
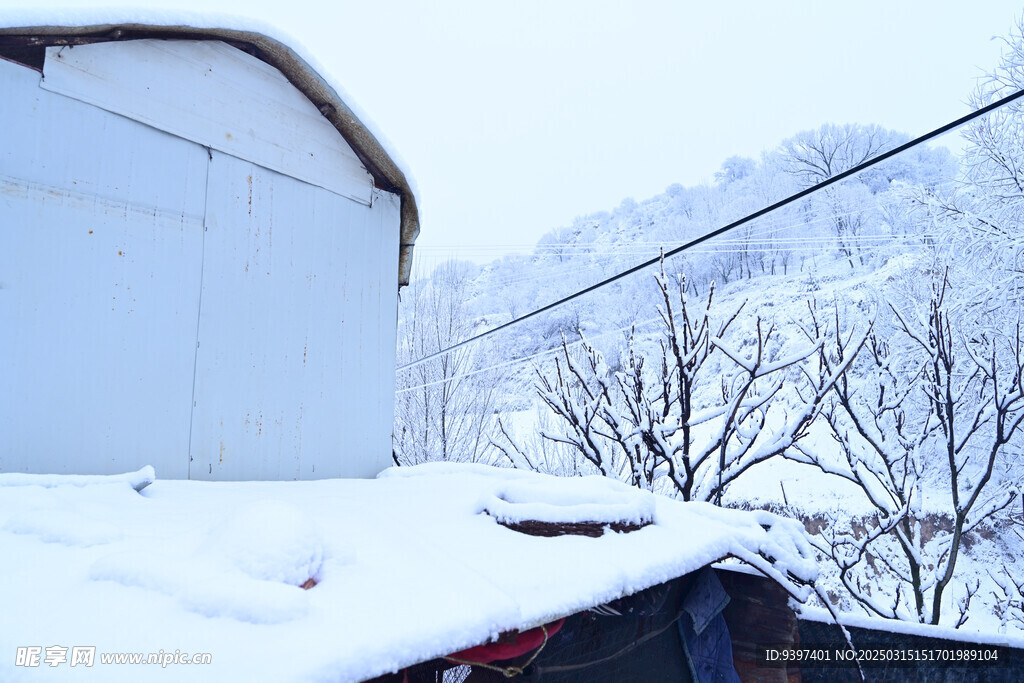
0,22 -> 420,480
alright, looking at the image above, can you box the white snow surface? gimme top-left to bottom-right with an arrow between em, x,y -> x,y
2,463 -> 815,682
481,473 -> 656,525
0,8 -> 419,207
798,606 -> 1024,649
0,465 -> 155,491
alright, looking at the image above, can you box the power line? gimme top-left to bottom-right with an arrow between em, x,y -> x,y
398,88 -> 1024,373
476,237 -> 942,291
397,316 -> 643,395
468,196 -> 954,289
411,178 -> 961,255
410,180 -> 963,283
396,232 -> 945,392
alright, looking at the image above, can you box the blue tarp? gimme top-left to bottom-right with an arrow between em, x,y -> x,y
678,566 -> 741,683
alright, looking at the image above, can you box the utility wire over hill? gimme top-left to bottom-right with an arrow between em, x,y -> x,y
398,87 -> 1024,373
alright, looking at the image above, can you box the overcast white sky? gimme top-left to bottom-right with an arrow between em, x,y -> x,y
10,1 -> 1024,269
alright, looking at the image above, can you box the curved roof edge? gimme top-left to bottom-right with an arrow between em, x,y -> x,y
0,22 -> 419,286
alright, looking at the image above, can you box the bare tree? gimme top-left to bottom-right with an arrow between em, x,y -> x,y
791,273 -> 1024,625
907,21 -> 1024,332
779,124 -> 902,267
493,409 -> 583,478
394,261 -> 502,465
990,564 -> 1024,633
780,123 -> 896,186
500,261 -> 866,502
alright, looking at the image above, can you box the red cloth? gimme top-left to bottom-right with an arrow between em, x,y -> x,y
447,618 -> 565,664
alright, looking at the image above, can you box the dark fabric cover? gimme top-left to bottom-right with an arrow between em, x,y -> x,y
522,576 -> 694,682
678,566 -> 742,683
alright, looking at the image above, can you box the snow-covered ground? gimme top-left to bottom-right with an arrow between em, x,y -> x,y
1,463 -> 815,682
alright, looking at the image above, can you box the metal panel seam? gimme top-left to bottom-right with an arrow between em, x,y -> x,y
185,146 -> 213,480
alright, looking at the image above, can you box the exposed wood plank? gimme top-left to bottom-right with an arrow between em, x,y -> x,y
41,39 -> 374,205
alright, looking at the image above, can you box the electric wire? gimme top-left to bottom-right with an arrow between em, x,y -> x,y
398,88 -> 1024,372
439,200 -> 951,295
410,177 -> 964,289
411,180 -> 958,326
410,178 -> 962,259
395,234 -> 944,395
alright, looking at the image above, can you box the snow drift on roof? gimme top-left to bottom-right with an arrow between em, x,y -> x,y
1,462 -> 817,681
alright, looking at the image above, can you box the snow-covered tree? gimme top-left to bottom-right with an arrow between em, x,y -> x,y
779,123 -> 902,187
500,261 -> 866,502
910,20 -> 1024,333
394,261 -> 502,465
791,274 -> 1024,625
779,123 -> 907,267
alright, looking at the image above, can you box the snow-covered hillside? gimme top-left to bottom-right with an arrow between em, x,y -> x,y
394,31 -> 1024,638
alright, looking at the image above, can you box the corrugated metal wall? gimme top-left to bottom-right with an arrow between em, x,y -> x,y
189,154 -> 399,480
0,41 -> 399,480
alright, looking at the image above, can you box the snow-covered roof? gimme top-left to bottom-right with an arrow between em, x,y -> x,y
0,10 -> 420,285
0,462 -> 817,682
798,606 -> 1024,650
